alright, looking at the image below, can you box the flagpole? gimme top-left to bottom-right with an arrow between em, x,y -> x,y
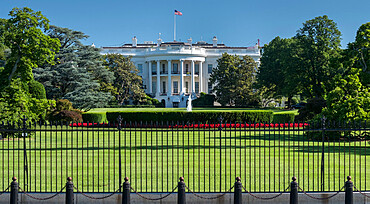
174,14 -> 176,41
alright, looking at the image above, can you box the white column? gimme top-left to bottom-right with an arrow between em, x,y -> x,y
199,61 -> 203,93
148,61 -> 152,94
167,60 -> 172,96
180,60 -> 184,94
191,60 -> 195,93
156,60 -> 160,97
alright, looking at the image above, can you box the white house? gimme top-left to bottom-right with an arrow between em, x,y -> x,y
101,36 -> 261,108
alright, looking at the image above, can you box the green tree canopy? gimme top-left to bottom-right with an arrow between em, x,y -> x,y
210,53 -> 257,106
33,26 -> 114,110
1,7 -> 60,85
0,7 -> 59,122
103,54 -> 145,105
347,22 -> 370,86
257,37 -> 301,107
295,15 -> 342,98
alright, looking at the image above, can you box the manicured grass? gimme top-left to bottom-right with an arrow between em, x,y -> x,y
1,126 -> 368,193
88,107 -> 298,114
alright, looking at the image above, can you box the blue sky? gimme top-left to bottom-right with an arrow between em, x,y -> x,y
1,0 -> 369,48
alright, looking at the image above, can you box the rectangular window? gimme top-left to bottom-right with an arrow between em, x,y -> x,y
208,80 -> 212,93
152,63 -> 156,74
173,81 -> 178,93
162,81 -> 166,93
173,63 -> 178,74
152,82 -> 156,94
195,82 -> 199,93
162,64 -> 166,73
185,64 -> 189,73
185,81 -> 189,93
208,64 -> 213,74
195,64 -> 199,74
137,64 -> 143,73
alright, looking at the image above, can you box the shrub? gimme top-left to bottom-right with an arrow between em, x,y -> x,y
272,113 -> 295,123
28,80 -> 46,99
47,99 -> 82,122
193,93 -> 215,107
82,112 -> 107,123
296,97 -> 326,121
106,110 -> 273,123
48,110 -> 83,122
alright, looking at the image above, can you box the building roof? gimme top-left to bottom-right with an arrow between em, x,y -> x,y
102,41 -> 256,50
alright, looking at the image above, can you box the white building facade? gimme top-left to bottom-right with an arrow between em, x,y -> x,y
101,37 -> 261,108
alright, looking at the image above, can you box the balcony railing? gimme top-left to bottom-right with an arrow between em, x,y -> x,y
172,71 -> 180,74
160,93 -> 167,96
160,71 -> 168,74
152,71 -> 157,75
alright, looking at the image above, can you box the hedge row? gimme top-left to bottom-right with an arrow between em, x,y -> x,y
106,110 -> 274,123
82,113 -> 107,123
272,113 -> 296,123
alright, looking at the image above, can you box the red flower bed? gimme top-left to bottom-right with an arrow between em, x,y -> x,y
69,122 -> 309,128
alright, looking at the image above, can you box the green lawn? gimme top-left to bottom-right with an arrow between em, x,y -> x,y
88,107 -> 298,114
0,126 -> 368,193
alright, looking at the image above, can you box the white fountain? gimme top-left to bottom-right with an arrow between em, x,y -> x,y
187,95 -> 192,112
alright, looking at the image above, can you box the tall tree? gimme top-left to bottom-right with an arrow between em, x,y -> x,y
210,53 -> 257,106
295,15 -> 342,98
33,26 -> 114,110
1,7 -> 60,85
103,54 -> 145,104
347,22 -> 370,86
0,7 -> 59,121
257,37 -> 301,107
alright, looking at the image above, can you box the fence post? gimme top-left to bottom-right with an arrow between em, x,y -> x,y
122,177 -> 130,204
234,177 -> 242,204
345,176 -> 353,204
10,177 -> 18,204
66,177 -> 74,204
178,177 -> 186,204
290,176 -> 298,204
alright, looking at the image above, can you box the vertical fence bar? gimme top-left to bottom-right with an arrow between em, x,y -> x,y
117,116 -> 122,192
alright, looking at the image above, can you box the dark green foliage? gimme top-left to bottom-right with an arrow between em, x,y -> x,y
295,15 -> 342,98
103,54 -> 145,105
48,110 -> 83,122
296,97 -> 326,121
272,113 -> 295,123
106,110 -> 273,123
193,93 -> 215,107
82,113 -> 107,123
210,53 -> 257,106
33,26 -> 113,110
47,99 -> 82,122
28,80 -> 46,99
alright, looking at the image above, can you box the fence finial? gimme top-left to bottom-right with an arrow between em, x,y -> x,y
124,177 -> 129,182
12,177 -> 17,182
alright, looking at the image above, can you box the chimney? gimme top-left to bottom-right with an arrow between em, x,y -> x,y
132,36 -> 137,47
187,38 -> 192,45
212,36 -> 218,47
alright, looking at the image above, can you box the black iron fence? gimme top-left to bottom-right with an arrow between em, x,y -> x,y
0,117 -> 369,193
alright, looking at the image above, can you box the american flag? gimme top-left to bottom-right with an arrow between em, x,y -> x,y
174,10 -> 182,16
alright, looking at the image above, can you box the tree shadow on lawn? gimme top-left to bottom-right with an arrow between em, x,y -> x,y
6,142 -> 370,156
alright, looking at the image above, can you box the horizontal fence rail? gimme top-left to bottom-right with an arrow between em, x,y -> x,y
0,118 -> 369,193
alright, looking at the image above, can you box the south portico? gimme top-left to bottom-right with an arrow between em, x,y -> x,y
145,56 -> 205,108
